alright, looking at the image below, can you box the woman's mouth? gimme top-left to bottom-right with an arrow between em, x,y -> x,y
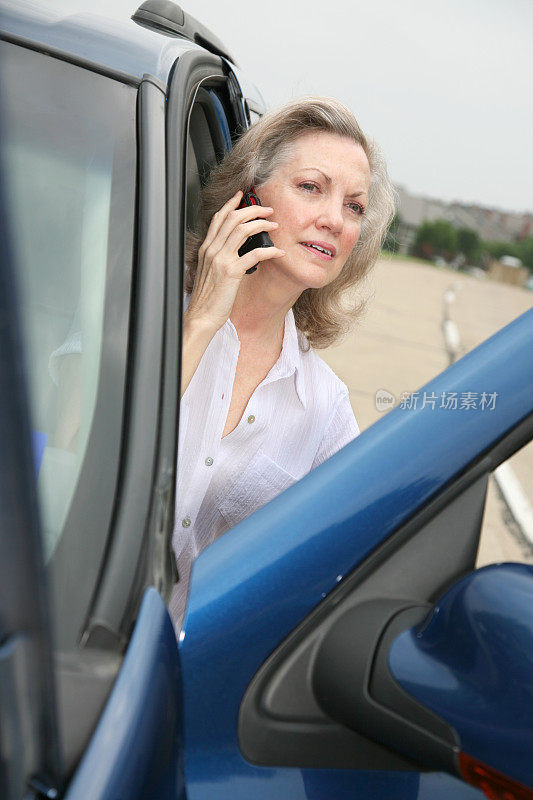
299,241 -> 336,260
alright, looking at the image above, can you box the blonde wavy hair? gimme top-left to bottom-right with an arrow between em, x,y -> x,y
185,96 -> 396,349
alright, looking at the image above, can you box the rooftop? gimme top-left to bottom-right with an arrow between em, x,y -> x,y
0,0 -> 260,97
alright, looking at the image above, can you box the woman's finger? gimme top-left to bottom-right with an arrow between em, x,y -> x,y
199,190 -> 244,254
204,202 -> 274,259
237,245 -> 286,273
224,217 -> 279,252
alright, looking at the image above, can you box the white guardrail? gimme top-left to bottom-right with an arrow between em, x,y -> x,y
443,285 -> 533,550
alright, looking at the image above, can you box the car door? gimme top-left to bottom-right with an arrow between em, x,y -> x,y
61,48 -> 250,800
177,285 -> 533,800
0,31 -> 185,798
0,26 -> 259,797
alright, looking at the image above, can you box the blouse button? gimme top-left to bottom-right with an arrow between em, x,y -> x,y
247,414 -> 256,424
205,456 -> 214,467
182,516 -> 191,528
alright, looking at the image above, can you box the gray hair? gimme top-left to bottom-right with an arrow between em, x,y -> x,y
185,95 -> 396,348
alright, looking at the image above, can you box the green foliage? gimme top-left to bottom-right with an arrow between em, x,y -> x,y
383,213 -> 401,253
484,240 -> 519,260
413,219 -> 458,259
410,216 -> 533,273
483,237 -> 533,270
517,238 -> 533,269
457,228 -> 481,261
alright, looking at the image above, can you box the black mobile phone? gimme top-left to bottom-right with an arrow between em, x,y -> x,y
237,188 -> 274,274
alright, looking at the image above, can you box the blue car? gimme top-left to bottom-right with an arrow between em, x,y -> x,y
0,3 -> 532,799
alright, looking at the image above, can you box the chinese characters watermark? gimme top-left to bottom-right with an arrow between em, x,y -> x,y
375,389 -> 498,413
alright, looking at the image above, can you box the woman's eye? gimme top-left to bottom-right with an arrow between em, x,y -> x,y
300,182 -> 318,192
348,202 -> 365,216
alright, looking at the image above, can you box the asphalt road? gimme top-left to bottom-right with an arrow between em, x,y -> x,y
318,255 -> 533,567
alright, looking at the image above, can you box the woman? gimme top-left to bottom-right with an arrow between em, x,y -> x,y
169,97 -> 395,630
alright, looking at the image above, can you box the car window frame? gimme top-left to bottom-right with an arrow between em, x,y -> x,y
86,51 -> 244,645
163,49 -> 245,595
82,74 -> 168,648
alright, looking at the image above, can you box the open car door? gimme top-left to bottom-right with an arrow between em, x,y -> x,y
0,23 -> 188,799
0,17 -> 255,796
179,307 -> 533,800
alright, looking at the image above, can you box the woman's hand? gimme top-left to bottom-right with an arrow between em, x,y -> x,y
180,190 -> 285,397
185,189 -> 285,334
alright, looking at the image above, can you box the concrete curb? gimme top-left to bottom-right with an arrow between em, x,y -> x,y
442,286 -> 461,361
443,284 -> 533,550
494,463 -> 533,548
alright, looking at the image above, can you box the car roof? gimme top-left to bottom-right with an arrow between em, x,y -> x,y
0,1 -> 254,94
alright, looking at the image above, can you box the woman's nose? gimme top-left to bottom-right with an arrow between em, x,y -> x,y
316,202 -> 343,235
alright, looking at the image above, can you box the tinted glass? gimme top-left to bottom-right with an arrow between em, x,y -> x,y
0,41 -> 136,645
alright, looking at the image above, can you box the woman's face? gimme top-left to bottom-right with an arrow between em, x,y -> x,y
256,131 -> 371,290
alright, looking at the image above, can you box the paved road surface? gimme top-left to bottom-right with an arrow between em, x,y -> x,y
318,256 -> 533,567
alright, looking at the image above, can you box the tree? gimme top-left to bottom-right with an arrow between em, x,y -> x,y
383,213 -> 401,253
457,227 -> 481,263
516,237 -> 533,270
479,237 -> 533,274
413,220 -> 458,260
484,240 -> 520,261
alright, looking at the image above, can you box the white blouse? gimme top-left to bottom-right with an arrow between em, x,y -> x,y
168,298 -> 360,631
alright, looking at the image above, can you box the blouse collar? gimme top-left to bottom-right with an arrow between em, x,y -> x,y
183,293 -> 307,409
277,307 -> 307,409
223,306 -> 307,409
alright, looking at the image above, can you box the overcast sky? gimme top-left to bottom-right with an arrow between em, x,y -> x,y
43,0 -> 532,214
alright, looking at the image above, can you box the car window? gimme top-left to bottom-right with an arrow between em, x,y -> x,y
0,41 -> 137,647
186,134 -> 202,233
476,440 -> 533,568
185,85 -> 231,233
246,106 -> 262,126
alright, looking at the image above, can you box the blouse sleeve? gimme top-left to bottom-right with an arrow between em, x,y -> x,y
311,392 -> 360,470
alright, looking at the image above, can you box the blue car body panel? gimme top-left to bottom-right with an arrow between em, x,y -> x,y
179,309 -> 533,799
389,563 -> 533,789
64,589 -> 183,800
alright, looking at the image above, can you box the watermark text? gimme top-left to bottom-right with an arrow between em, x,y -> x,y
375,389 -> 499,413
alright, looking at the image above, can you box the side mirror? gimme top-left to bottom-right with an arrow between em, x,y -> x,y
313,563 -> 533,800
